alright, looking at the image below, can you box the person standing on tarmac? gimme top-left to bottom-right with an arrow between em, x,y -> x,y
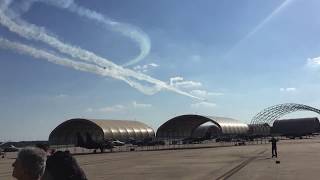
269,136 -> 279,158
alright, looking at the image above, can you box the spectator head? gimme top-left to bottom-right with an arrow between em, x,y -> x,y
12,147 -> 47,180
35,143 -> 49,153
41,151 -> 87,180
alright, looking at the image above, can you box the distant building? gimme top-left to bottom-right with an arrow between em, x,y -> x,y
248,123 -> 271,136
156,114 -> 248,139
272,117 -> 320,137
191,124 -> 221,139
49,118 -> 155,145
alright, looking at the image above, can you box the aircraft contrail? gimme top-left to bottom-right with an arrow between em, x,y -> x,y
4,0 -> 150,67
0,38 -> 159,95
44,0 -> 151,67
239,0 -> 292,44
224,0 -> 293,58
0,1 -> 203,100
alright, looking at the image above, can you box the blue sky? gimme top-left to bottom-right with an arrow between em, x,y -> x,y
1,0 -> 320,141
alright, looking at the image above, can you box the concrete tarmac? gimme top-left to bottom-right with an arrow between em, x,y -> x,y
1,139 -> 320,180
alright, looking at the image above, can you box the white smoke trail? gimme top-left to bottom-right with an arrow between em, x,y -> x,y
0,38 -> 166,96
64,1 -> 151,67
0,2 -> 203,100
0,37 -> 201,99
0,38 -> 105,75
17,0 -> 150,67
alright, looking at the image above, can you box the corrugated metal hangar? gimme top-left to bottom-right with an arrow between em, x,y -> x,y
48,113 -> 320,147
248,123 -> 271,136
156,114 -> 249,139
49,118 -> 155,145
191,124 -> 221,139
272,117 -> 320,137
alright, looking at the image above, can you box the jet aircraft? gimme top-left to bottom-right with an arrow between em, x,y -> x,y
76,132 -> 113,153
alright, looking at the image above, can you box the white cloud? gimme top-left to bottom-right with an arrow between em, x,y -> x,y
97,105 -> 125,112
133,63 -> 159,73
191,102 -> 216,108
132,101 -> 152,108
170,76 -> 202,89
280,87 -> 296,92
307,57 -> 320,68
149,63 -> 159,67
190,90 -> 224,98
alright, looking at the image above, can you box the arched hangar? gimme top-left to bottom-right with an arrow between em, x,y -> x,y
156,114 -> 248,139
251,103 -> 320,125
49,118 -> 155,145
248,123 -> 271,136
272,117 -> 320,137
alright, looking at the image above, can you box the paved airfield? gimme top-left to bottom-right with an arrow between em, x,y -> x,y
1,139 -> 320,180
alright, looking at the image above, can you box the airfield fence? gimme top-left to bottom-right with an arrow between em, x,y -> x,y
50,137 -> 271,155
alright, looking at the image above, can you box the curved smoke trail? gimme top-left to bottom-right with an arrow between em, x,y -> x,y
45,0 -> 151,67
0,0 -> 203,100
7,0 -> 151,67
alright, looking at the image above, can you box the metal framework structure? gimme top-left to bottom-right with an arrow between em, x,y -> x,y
251,103 -> 320,125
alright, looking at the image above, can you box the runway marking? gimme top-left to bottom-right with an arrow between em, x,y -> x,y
215,148 -> 267,180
